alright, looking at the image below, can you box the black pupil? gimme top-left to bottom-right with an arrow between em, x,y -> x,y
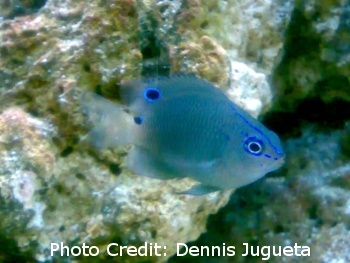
249,142 -> 261,153
146,89 -> 160,100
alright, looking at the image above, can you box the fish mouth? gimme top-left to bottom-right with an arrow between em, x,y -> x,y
265,156 -> 285,174
274,155 -> 285,169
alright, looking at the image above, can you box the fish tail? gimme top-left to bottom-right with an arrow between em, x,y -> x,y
80,91 -> 135,149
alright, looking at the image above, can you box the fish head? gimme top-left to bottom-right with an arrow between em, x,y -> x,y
226,115 -> 285,188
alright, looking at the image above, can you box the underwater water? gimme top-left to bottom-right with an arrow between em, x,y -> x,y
0,0 -> 350,262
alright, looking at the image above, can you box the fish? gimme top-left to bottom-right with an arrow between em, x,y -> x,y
81,74 -> 285,195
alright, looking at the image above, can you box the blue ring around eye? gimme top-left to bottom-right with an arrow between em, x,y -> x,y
143,87 -> 161,102
243,136 -> 264,156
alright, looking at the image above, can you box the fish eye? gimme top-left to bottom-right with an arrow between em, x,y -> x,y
243,137 -> 264,156
144,87 -> 161,102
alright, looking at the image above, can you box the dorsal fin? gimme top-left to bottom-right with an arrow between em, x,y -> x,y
120,74 -> 226,109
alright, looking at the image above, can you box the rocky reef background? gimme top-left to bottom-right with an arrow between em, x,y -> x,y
0,0 -> 349,262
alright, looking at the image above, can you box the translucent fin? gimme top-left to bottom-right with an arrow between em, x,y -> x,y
120,80 -> 144,107
177,184 -> 220,196
80,91 -> 135,149
126,147 -> 182,180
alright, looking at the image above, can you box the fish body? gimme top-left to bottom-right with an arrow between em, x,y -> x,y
82,75 -> 284,195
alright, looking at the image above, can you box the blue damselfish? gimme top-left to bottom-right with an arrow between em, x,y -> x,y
82,75 -> 285,195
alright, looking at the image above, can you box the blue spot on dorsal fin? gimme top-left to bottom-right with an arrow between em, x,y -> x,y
144,88 -> 161,102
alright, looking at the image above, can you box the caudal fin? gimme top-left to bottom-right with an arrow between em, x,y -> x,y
80,91 -> 135,149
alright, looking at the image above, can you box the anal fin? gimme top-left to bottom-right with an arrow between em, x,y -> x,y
178,184 -> 220,196
126,147 -> 182,180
